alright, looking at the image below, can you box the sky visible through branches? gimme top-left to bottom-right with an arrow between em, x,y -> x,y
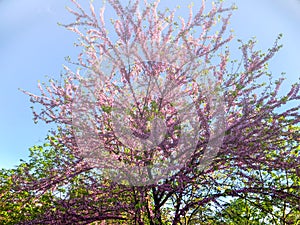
0,0 -> 299,169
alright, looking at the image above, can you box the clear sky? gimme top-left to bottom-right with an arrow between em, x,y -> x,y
0,0 -> 300,169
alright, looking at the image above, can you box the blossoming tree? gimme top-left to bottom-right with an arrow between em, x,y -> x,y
2,0 -> 299,224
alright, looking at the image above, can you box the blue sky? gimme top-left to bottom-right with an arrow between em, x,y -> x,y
0,0 -> 299,169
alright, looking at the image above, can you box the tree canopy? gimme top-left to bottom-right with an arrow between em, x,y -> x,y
1,0 -> 299,224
